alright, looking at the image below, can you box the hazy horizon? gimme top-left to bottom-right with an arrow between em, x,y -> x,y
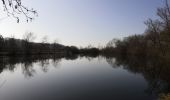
0,0 -> 163,47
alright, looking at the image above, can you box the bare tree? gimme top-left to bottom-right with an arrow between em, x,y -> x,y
8,35 -> 18,54
41,35 -> 48,44
23,32 -> 36,54
157,0 -> 170,31
144,19 -> 163,45
52,39 -> 59,52
144,0 -> 170,55
41,35 -> 49,53
53,39 -> 59,44
23,32 -> 36,43
1,0 -> 38,22
106,38 -> 119,48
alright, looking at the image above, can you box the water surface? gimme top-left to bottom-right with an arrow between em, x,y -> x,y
0,56 -> 168,100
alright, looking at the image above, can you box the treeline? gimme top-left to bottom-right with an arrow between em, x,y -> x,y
102,0 -> 170,58
0,32 -> 100,56
0,33 -> 65,56
2,0 -> 169,57
65,46 -> 100,56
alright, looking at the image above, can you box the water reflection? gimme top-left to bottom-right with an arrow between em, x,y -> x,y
0,55 -> 98,78
0,55 -> 169,100
0,55 -> 63,78
106,55 -> 170,98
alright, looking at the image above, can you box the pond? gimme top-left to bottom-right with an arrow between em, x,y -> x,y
0,55 -> 169,100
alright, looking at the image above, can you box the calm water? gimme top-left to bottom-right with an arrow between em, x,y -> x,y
0,55 -> 169,100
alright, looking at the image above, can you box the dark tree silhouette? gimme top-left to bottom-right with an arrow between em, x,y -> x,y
1,0 -> 38,22
101,0 -> 170,57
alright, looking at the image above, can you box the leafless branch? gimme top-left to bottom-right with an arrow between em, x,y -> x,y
1,0 -> 38,23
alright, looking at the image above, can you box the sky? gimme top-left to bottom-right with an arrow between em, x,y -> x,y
0,0 -> 164,47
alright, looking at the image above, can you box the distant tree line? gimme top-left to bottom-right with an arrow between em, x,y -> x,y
0,33 -> 63,56
102,0 -> 170,58
63,45 -> 100,57
0,32 -> 100,56
3,0 -> 170,58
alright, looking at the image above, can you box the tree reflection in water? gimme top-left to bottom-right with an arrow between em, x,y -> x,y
106,55 -> 170,98
0,55 -> 63,78
0,54 -> 170,98
0,54 -> 100,78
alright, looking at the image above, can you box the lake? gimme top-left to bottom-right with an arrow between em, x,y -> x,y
0,55 -> 169,100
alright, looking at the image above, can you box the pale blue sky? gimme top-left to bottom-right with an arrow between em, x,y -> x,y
0,0 -> 163,47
